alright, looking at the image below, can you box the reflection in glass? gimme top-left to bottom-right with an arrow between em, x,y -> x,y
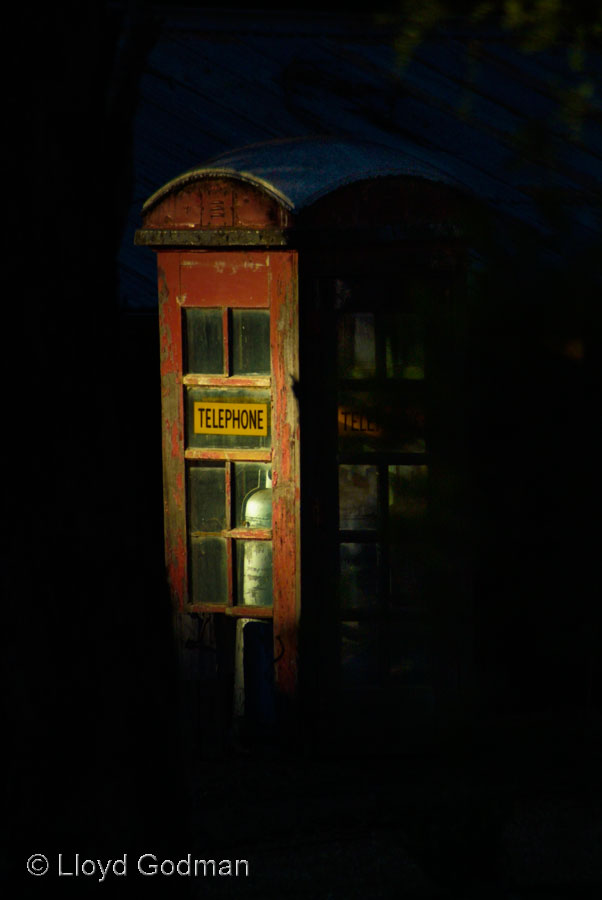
234,463 -> 272,528
337,313 -> 376,378
337,395 -> 382,441
232,310 -> 271,375
389,466 -> 428,525
338,465 -> 378,531
339,543 -> 379,610
184,308 -> 223,374
188,464 -> 226,533
340,621 -> 379,687
190,536 -> 228,605
384,313 -> 425,380
236,540 -> 273,607
338,391 -> 425,454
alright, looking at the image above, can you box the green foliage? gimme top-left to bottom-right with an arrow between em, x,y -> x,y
389,0 -> 448,64
385,0 -> 601,140
387,0 -> 602,48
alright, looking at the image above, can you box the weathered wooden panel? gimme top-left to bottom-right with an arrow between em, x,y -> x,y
270,252 -> 301,701
178,252 -> 271,307
134,227 -> 289,248
149,185 -> 203,228
143,178 -> 292,230
184,448 -> 272,462
183,375 -> 271,388
157,251 -> 188,610
201,182 -> 234,228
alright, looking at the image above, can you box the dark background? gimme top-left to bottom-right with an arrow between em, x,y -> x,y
5,1 -> 180,890
4,2 -> 600,896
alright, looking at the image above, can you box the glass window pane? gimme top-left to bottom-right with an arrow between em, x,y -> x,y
188,463 -> 226,533
387,623 -> 431,686
338,465 -> 378,530
236,540 -> 273,607
340,622 -> 380,687
186,387 -> 271,450
384,313 -> 425,380
234,463 -> 272,528
190,537 -> 227,605
241,621 -> 275,730
334,278 -> 355,310
334,277 -> 376,312
184,308 -> 223,374
337,313 -> 376,378
231,310 -> 270,375
389,544 -> 428,608
388,466 -> 428,528
339,543 -> 380,610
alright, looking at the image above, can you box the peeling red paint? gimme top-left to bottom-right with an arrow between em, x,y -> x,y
157,252 -> 188,609
143,178 -> 291,230
179,251 -> 271,307
170,420 -> 179,459
270,252 -> 300,698
150,193 -> 300,707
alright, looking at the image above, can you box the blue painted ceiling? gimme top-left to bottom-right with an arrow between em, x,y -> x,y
122,7 -> 601,309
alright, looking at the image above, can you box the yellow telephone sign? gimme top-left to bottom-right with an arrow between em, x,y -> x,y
193,402 -> 269,436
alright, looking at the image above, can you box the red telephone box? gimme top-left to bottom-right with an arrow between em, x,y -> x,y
136,138 -> 471,751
